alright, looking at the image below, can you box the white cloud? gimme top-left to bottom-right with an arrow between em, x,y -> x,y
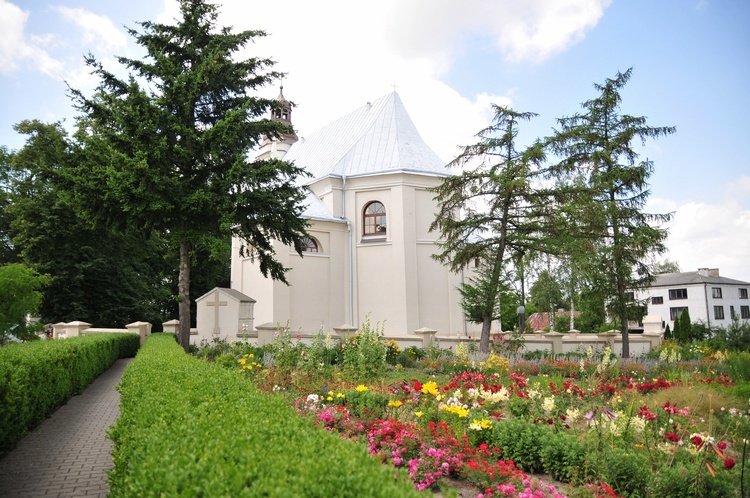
381,0 -> 612,65
654,193 -> 750,281
0,0 -> 64,77
54,6 -> 128,53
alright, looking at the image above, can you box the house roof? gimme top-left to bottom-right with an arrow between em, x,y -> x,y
651,271 -> 750,287
284,92 -> 449,183
196,287 -> 256,303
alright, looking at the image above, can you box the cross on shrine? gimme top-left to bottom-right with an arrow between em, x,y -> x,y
207,290 -> 228,336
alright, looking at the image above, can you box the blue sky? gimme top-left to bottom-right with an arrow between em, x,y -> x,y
1,0 -> 749,280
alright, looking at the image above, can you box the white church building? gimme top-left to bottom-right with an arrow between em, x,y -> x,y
229,89 -> 484,341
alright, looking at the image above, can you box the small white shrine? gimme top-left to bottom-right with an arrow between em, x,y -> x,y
194,287 -> 256,345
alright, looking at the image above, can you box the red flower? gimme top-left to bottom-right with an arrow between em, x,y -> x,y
692,436 -> 703,448
637,405 -> 657,421
718,441 -> 727,450
725,458 -> 736,470
664,432 -> 679,443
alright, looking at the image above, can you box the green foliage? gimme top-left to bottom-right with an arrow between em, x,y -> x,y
596,448 -> 651,497
68,0 -> 310,349
6,120 -> 185,326
708,319 -> 750,352
109,334 -> 419,497
341,315 -> 387,380
664,323 -> 673,340
430,105 -> 551,353
546,68 -> 675,358
0,263 -> 48,341
529,270 -> 563,313
538,429 -> 587,483
0,333 -> 138,453
489,418 -> 546,473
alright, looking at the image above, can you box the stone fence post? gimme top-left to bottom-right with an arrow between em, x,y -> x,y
255,322 -> 278,346
64,321 -> 91,338
543,331 -> 564,355
414,327 -> 437,349
333,324 -> 358,343
127,321 -> 152,346
162,319 -> 180,334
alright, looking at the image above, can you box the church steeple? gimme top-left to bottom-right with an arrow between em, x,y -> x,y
257,85 -> 298,160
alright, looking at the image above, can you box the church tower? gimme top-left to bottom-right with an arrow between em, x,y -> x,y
256,86 -> 298,160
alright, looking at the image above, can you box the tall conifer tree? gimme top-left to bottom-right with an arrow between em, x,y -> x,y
547,69 -> 674,358
431,105 -> 551,353
70,0 -> 309,350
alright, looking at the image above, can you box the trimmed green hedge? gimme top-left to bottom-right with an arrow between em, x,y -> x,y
0,333 -> 139,452
109,334 -> 421,497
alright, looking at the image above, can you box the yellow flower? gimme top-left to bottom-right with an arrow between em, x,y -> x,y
327,396 -> 333,401
238,358 -> 247,365
469,419 -> 493,431
442,405 -> 470,418
421,381 -> 440,396
355,384 -> 368,392
336,392 -> 345,398
415,411 -> 423,418
388,400 -> 403,408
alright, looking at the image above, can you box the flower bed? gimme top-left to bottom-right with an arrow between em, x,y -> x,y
202,333 -> 750,497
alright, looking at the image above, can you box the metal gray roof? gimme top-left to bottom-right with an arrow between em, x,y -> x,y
651,271 -> 750,287
300,191 -> 346,223
284,92 -> 450,183
197,287 -> 256,303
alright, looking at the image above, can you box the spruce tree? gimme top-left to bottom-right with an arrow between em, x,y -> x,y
69,0 -> 309,350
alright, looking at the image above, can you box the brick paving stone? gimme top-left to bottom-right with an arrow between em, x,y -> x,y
0,358 -> 131,498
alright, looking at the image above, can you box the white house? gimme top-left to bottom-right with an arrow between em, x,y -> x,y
230,89 -> 485,340
634,268 -> 750,331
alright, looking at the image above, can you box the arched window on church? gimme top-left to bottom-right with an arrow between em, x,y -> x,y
301,237 -> 319,253
363,201 -> 387,236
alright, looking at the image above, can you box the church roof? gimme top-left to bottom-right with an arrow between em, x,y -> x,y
300,191 -> 346,223
284,92 -> 449,183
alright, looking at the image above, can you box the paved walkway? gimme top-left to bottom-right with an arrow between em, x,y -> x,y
0,358 -> 132,497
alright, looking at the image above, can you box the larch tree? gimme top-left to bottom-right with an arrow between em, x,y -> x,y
431,105 -> 551,353
69,0 -> 309,351
546,68 -> 674,358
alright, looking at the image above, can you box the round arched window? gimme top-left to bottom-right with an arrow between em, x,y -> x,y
363,201 -> 387,235
301,237 -> 319,253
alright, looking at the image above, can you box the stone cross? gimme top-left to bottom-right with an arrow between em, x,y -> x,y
207,290 -> 228,336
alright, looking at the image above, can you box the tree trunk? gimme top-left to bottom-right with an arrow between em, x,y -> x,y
178,240 -> 191,353
480,314 -> 492,354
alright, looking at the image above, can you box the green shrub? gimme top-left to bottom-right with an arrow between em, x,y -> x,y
109,334 -> 420,497
489,418 -> 545,473
538,429 -> 586,483
341,315 -> 387,380
0,333 -> 138,453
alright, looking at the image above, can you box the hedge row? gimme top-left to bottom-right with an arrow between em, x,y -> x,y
109,333 -> 421,497
0,333 -> 139,452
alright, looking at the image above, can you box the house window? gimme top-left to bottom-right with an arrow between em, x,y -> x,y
651,296 -> 664,305
300,237 -> 319,253
714,306 -> 725,320
668,288 -> 688,300
669,307 -> 688,320
741,306 -> 750,319
712,287 -> 722,299
363,201 -> 387,236
624,291 -> 635,301
740,288 -> 748,299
